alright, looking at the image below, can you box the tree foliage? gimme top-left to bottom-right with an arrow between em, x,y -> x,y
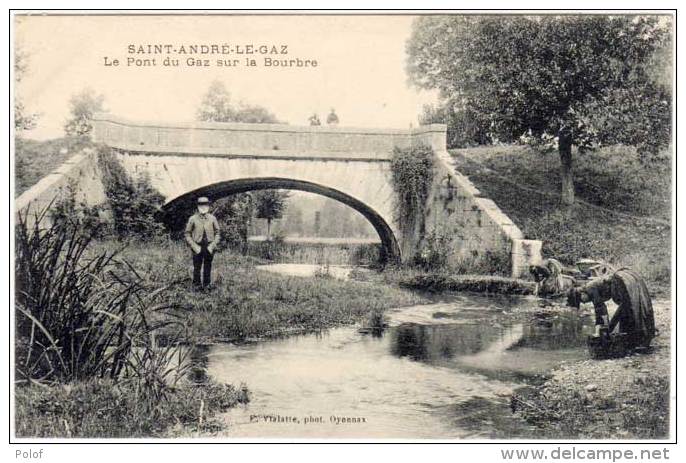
212,194 -> 254,253
418,103 -> 491,148
407,15 -> 672,206
253,190 -> 290,238
197,80 -> 279,124
64,88 -> 106,137
14,47 -> 39,132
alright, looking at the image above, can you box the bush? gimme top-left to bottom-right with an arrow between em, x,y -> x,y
413,231 -> 450,270
213,194 -> 253,254
350,243 -> 381,266
98,148 -> 165,240
50,180 -> 108,237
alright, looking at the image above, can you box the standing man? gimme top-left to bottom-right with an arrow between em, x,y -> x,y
185,197 -> 221,289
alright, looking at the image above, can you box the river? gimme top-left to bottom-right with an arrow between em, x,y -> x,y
199,265 -> 595,439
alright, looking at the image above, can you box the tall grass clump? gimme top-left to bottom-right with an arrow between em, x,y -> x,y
14,206 -> 181,384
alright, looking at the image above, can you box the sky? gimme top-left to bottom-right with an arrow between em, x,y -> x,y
14,14 -> 438,140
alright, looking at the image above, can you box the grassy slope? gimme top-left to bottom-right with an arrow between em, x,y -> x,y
14,136 -> 95,196
450,145 -> 671,294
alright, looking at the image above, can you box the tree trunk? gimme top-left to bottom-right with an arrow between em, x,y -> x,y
558,131 -> 575,208
266,218 -> 272,240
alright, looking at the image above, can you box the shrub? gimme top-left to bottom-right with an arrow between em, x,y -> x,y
350,243 -> 381,266
213,194 -> 254,254
50,180 -> 108,237
98,148 -> 165,240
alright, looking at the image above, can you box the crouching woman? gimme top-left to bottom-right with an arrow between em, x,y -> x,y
529,258 -> 575,298
568,268 -> 656,352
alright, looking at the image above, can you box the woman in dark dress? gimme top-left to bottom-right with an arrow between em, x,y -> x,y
569,268 -> 656,350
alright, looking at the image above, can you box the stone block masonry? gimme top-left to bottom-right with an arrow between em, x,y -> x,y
420,150 -> 542,277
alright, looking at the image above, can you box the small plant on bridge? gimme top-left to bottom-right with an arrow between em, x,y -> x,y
413,230 -> 450,270
390,144 -> 434,236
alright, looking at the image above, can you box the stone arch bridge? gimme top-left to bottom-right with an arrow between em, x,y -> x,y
16,114 -> 541,276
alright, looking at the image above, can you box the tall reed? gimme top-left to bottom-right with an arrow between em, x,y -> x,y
14,205 -> 187,388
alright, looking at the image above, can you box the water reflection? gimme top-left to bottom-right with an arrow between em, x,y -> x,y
390,312 -> 588,367
391,323 -> 502,362
188,344 -> 210,384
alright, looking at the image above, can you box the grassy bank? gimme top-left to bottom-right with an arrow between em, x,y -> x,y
372,267 -> 535,295
511,299 -> 671,439
95,239 -> 426,343
246,239 -> 380,266
451,145 -> 671,295
15,379 -> 249,438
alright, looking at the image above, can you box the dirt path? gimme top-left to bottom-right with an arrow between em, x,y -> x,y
513,299 -> 672,439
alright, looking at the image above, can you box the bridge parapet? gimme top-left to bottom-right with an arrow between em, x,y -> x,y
92,114 -> 446,161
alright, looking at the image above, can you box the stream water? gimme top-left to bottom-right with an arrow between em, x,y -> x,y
199,266 -> 595,439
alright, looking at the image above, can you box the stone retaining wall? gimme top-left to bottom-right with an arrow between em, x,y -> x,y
420,150 -> 542,277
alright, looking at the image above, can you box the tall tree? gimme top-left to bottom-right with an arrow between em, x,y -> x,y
407,15 -> 672,207
64,88 -> 106,137
253,190 -> 290,239
197,80 -> 235,123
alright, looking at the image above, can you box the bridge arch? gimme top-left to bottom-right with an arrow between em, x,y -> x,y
162,177 -> 401,265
